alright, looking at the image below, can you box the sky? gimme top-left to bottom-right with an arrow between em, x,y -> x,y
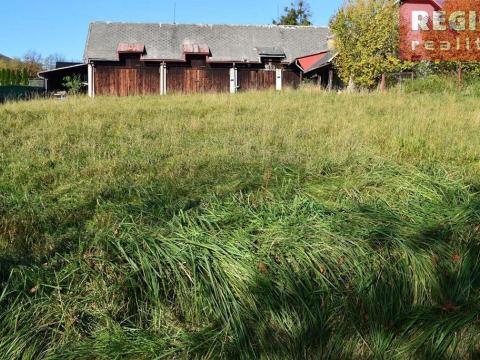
0,0 -> 342,61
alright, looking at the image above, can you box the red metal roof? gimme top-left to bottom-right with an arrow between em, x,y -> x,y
117,43 -> 145,53
296,52 -> 329,72
182,44 -> 210,55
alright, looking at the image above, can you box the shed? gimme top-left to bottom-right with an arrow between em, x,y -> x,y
41,22 -> 337,96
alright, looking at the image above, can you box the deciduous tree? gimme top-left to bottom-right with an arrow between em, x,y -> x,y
330,0 -> 407,88
43,53 -> 66,70
23,50 -> 43,78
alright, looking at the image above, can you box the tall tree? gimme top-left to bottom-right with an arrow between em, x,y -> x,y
22,68 -> 29,85
43,53 -> 66,70
23,50 -> 43,78
330,0 -> 406,88
273,1 -> 312,26
12,70 -> 18,85
15,70 -> 22,85
5,69 -> 12,85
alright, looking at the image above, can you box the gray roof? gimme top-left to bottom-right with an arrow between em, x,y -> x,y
84,22 -> 331,63
0,53 -> 11,62
305,52 -> 337,74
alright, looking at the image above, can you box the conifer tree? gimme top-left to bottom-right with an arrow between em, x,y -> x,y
16,69 -> 21,85
0,68 -> 5,86
6,69 -> 12,85
13,70 -> 20,85
22,68 -> 29,85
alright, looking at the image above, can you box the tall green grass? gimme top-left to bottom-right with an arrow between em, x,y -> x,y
1,88 -> 480,358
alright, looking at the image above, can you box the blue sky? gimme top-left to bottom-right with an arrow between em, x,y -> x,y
0,1 -> 342,61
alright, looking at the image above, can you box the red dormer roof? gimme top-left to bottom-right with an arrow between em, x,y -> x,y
182,44 -> 210,55
117,43 -> 145,54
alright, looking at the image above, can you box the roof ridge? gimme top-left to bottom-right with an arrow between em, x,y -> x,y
89,21 -> 329,29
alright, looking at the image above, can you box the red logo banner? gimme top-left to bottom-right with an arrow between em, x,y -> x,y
400,0 -> 480,61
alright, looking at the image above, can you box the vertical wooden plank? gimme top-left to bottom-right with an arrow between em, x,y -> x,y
122,69 -> 127,96
113,68 -> 118,96
131,69 -> 135,96
196,69 -> 200,93
137,68 -> 142,95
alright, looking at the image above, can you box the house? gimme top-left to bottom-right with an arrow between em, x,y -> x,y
39,22 -> 336,96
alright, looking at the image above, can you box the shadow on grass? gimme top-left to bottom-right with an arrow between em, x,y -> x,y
2,168 -> 480,359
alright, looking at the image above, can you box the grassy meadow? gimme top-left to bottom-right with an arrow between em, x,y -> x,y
1,86 -> 480,358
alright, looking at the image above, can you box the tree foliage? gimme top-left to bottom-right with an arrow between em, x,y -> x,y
330,0 -> 408,88
22,68 -> 29,85
22,50 -> 44,78
273,1 -> 312,26
0,68 -> 31,86
0,51 -> 70,85
43,53 -> 66,71
63,75 -> 83,95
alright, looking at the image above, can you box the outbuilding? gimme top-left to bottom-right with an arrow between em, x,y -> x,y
41,22 -> 336,96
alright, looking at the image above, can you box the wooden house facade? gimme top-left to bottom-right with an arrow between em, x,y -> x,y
40,23 -> 336,96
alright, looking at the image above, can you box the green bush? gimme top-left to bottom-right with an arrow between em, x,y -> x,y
401,74 -> 480,96
401,75 -> 457,94
63,75 -> 84,95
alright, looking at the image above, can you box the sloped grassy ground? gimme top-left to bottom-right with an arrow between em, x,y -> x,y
1,88 -> 480,359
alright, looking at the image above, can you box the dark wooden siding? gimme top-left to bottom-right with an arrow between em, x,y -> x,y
93,61 -> 303,96
43,65 -> 88,92
237,70 -> 276,92
167,68 -> 229,94
283,70 -> 301,89
95,66 -> 160,96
